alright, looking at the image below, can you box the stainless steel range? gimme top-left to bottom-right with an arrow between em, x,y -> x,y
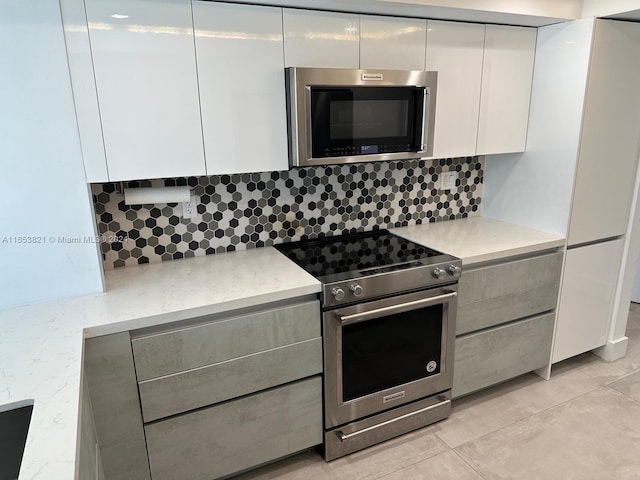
276,229 -> 461,460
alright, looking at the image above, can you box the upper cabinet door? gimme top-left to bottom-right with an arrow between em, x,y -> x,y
85,0 -> 205,181
283,9 -> 359,68
425,20 -> 484,159
476,25 -> 536,156
568,20 -> 640,245
359,15 -> 426,70
60,0 -> 109,183
193,2 -> 288,174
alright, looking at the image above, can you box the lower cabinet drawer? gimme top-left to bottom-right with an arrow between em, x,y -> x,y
145,377 -> 323,480
456,283 -> 559,335
139,338 -> 322,422
452,313 -> 555,398
131,299 -> 320,382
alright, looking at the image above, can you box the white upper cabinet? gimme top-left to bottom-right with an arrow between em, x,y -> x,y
359,15 -> 426,70
85,0 -> 205,181
477,25 -> 536,156
283,9 -> 359,68
193,2 -> 288,174
425,20 -> 484,159
59,0 -> 108,183
567,20 -> 640,245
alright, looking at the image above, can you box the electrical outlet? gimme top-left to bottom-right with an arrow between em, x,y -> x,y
181,195 -> 197,219
439,171 -> 457,191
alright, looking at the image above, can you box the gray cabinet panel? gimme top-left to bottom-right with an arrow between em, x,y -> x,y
145,377 -> 323,480
459,252 -> 563,305
84,333 -> 151,480
456,283 -> 559,335
453,313 -> 555,398
132,299 -> 320,381
139,338 -> 322,422
76,372 -> 102,480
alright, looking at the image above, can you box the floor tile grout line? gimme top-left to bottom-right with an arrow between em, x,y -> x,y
437,380 -> 606,450
605,383 -> 640,407
451,448 -> 491,480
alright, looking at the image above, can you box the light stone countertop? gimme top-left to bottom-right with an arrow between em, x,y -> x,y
392,216 -> 566,265
0,247 -> 320,480
0,217 -> 565,479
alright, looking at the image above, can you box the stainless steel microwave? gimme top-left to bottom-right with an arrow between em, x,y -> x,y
285,67 -> 437,167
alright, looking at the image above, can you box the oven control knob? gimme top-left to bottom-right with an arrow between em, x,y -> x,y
447,265 -> 462,278
432,267 -> 446,279
331,287 -> 346,301
349,283 -> 364,297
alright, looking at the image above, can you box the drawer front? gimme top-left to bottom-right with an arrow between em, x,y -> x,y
139,338 -> 322,422
132,299 -> 320,381
145,377 -> 323,480
456,283 -> 559,335
459,252 -> 563,305
452,313 -> 555,398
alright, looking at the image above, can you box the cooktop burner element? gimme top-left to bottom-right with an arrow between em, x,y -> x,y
276,229 -> 461,308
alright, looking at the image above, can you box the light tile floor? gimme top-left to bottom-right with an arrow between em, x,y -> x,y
236,303 -> 640,480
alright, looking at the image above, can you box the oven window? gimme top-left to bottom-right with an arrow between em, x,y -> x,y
341,305 -> 443,402
310,86 -> 424,158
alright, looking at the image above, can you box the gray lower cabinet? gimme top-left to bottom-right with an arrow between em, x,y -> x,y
129,297 -> 324,480
131,299 -> 320,381
138,337 -> 322,422
145,377 -> 323,480
83,332 -> 152,480
453,313 -> 555,397
452,251 -> 562,398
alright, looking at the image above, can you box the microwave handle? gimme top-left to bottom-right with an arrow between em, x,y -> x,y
334,290 -> 456,325
420,87 -> 428,150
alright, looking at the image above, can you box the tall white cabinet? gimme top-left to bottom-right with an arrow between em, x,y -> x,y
85,0 -> 205,181
553,19 -> 640,363
193,2 -> 288,174
484,19 -> 640,365
567,20 -> 640,246
553,240 -> 624,363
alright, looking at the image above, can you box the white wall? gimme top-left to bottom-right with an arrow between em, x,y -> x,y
234,0 -> 580,26
582,0 -> 640,17
382,0 -> 582,18
482,18 -> 595,236
0,0 -> 104,308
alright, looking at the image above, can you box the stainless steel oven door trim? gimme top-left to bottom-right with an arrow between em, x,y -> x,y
333,291 -> 457,325
286,67 -> 437,167
324,285 -> 457,429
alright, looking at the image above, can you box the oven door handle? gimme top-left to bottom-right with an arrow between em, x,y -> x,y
334,290 -> 457,325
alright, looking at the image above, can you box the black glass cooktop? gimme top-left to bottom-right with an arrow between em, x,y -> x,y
275,229 -> 443,278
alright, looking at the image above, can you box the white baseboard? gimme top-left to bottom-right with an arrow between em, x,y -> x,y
592,337 -> 629,362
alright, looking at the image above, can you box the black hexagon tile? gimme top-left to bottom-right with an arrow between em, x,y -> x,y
91,157 -> 483,269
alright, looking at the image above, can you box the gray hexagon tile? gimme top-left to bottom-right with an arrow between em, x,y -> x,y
91,157 -> 483,269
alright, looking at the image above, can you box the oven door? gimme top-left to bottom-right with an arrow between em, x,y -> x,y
323,285 -> 456,429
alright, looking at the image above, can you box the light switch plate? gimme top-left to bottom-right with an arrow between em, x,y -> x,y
439,171 -> 457,191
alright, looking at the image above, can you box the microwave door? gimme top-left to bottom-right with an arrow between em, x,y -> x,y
309,86 -> 424,160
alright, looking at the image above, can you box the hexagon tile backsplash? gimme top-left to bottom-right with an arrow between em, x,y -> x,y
92,157 -> 483,269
